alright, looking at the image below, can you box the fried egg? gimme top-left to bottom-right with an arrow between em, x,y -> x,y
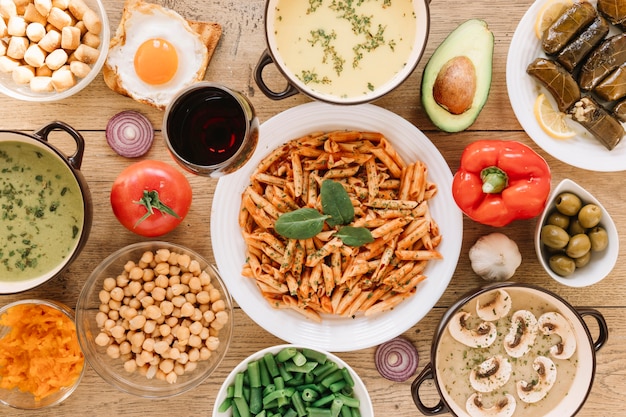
105,0 -> 209,109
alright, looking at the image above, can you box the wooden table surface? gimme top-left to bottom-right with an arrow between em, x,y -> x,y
1,0 -> 625,416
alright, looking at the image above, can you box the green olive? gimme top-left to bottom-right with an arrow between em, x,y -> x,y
566,233 -> 591,258
574,251 -> 591,268
588,226 -> 609,252
578,204 -> 602,228
555,192 -> 582,216
540,225 -> 570,249
568,219 -> 586,235
549,254 -> 576,277
546,210 -> 570,229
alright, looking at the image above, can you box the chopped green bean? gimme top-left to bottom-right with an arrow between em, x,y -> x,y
234,372 -> 245,398
302,387 -> 320,402
313,362 -> 338,381
321,369 -> 345,388
218,397 -> 232,413
335,393 -> 360,409
264,352 -> 280,377
303,348 -> 327,364
330,398 -> 344,417
312,393 -> 336,408
249,386 -> 262,414
233,397 -> 250,417
340,405 -> 352,417
306,407 -> 333,417
340,368 -> 354,388
292,350 -> 307,366
329,380 -> 347,393
291,389 -> 307,417
278,362 -> 294,381
248,360 -> 261,388
259,356 -> 271,387
284,408 -> 298,417
276,347 -> 298,362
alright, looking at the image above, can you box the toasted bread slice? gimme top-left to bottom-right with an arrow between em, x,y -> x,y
102,0 -> 222,110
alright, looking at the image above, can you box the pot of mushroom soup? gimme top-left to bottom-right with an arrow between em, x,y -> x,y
0,122 -> 92,294
254,0 -> 430,105
411,282 -> 608,417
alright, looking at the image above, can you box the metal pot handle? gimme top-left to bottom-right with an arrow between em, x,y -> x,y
578,308 -> 609,352
253,49 -> 300,100
411,363 -> 448,415
33,121 -> 86,170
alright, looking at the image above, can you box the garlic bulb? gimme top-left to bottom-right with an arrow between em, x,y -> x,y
469,233 -> 522,281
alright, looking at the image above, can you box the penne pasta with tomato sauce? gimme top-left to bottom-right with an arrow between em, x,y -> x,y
239,130 -> 443,322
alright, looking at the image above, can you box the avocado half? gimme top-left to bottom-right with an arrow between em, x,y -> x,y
421,19 -> 494,133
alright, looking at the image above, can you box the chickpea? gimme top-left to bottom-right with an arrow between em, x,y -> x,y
129,314 -> 147,330
106,344 -> 121,359
154,262 -> 170,276
95,332 -> 111,347
124,359 -> 137,373
155,274 -> 169,288
180,302 -> 194,317
103,277 -> 117,291
144,319 -> 157,334
99,289 -> 111,304
129,266 -> 143,280
166,371 -> 178,384
159,323 -> 172,337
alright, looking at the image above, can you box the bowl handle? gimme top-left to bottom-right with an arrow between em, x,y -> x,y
254,49 -> 300,100
410,363 -> 448,415
33,121 -> 86,170
578,308 -> 609,352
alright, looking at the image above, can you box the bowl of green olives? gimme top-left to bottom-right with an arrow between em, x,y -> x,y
535,179 -> 619,287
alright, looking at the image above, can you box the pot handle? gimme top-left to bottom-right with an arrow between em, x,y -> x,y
33,121 -> 85,170
410,363 -> 448,415
254,49 -> 300,100
578,308 -> 609,352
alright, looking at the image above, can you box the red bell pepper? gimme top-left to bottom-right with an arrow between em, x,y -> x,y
452,140 -> 551,227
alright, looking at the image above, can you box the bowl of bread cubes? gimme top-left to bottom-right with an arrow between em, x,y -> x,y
75,241 -> 233,398
0,0 -> 109,101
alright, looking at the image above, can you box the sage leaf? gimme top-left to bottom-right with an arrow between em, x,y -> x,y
321,180 -> 354,227
275,208 -> 328,239
336,226 -> 374,247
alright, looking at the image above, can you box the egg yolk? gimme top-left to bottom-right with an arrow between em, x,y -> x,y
134,38 -> 178,85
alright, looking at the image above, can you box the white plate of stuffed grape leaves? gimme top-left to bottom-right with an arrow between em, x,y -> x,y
507,0 -> 626,172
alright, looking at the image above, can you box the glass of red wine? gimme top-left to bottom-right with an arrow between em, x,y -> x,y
163,82 -> 259,177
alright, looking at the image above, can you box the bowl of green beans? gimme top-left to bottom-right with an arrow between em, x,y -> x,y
213,344 -> 373,417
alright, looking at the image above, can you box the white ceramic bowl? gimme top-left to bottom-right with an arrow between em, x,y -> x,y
0,0 -> 110,102
213,344 -> 374,417
75,242 -> 233,398
534,179 -> 619,287
0,299 -> 85,409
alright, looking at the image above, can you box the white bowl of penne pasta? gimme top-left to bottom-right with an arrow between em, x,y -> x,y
211,102 -> 463,352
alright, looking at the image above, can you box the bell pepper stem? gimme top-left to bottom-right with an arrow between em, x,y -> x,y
480,166 -> 508,194
133,190 -> 181,228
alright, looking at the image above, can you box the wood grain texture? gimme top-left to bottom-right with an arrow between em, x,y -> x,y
1,0 -> 626,416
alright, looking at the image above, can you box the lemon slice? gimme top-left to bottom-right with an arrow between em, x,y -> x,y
534,0 -> 573,39
534,93 -> 576,139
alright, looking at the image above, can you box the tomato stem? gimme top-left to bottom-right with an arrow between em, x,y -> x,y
133,190 -> 181,228
480,166 -> 508,194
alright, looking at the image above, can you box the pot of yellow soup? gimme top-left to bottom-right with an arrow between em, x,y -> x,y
0,122 -> 92,294
411,282 -> 608,417
255,0 -> 430,104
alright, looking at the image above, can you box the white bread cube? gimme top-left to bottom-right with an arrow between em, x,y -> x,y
30,75 -> 54,92
12,64 -> 35,84
7,16 -> 27,36
0,55 -> 20,73
24,43 -> 47,67
51,67 -> 74,91
45,48 -> 67,70
6,36 -> 29,60
26,22 -> 46,42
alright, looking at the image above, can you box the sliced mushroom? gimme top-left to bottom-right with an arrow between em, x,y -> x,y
476,289 -> 512,321
516,356 -> 557,403
466,393 -> 516,417
448,311 -> 497,348
504,310 -> 538,358
538,311 -> 577,359
470,355 -> 512,393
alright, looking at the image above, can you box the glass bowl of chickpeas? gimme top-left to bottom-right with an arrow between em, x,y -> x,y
534,179 -> 619,287
75,241 -> 233,398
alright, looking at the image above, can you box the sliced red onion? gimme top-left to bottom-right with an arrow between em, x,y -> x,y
375,337 -> 419,382
106,110 -> 154,158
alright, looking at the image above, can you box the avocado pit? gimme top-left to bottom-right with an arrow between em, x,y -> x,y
433,56 -> 477,115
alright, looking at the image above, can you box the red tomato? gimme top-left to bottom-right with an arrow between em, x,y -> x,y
110,160 -> 192,237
